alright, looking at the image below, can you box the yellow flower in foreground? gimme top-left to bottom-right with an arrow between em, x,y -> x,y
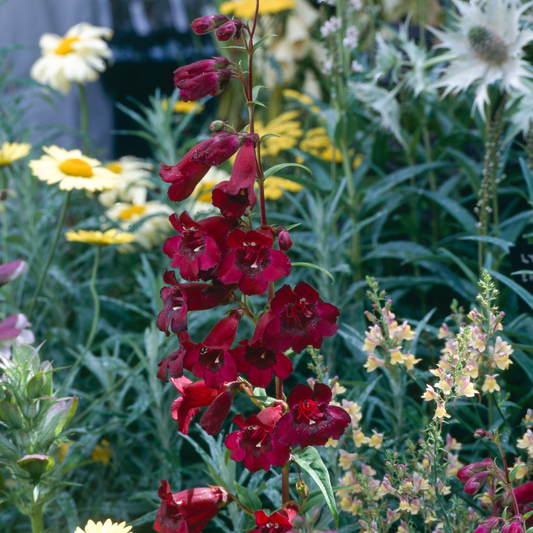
283,89 -> 320,113
482,374 -> 500,393
300,127 -> 342,163
30,146 -> 117,192
255,110 -> 303,158
220,0 -> 295,19
65,229 -> 135,246
0,142 -> 31,165
162,98 -> 205,114
31,23 -> 113,95
90,439 -> 113,465
75,519 -> 132,533
258,177 -> 303,200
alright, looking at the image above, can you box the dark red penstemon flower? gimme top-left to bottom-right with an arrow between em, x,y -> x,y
160,140 -> 213,203
216,20 -> 244,42
212,139 -> 257,219
274,383 -> 351,448
174,57 -> 230,82
250,504 -> 299,533
163,212 -> 237,281
154,480 -> 229,533
514,481 -> 533,525
257,281 -> 339,354
157,270 -> 236,336
225,405 -> 290,472
191,15 -> 229,35
170,376 -> 236,435
157,336 -> 189,380
217,228 -> 291,295
190,132 -> 241,166
181,308 -> 242,389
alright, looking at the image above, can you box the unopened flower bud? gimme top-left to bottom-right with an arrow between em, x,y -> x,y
210,120 -> 226,132
296,479 -> 310,499
474,428 -> 490,439
216,20 -> 244,42
457,458 -> 493,483
464,471 -> 489,495
277,227 -> 293,251
191,14 -> 229,35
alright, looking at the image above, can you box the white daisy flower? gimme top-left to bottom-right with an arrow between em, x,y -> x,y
30,23 -> 113,95
29,146 -> 117,192
98,157 -> 154,207
105,201 -> 173,250
430,0 -> 533,119
75,519 -> 131,533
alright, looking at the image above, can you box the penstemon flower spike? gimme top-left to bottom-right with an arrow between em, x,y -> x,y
153,1 -> 350,531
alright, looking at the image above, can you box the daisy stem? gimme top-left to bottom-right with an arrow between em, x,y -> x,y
27,190 -> 72,319
29,505 -> 44,533
78,83 -> 89,154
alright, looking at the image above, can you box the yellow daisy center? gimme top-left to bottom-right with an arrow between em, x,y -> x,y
119,205 -> 146,220
106,162 -> 122,174
55,36 -> 80,55
59,158 -> 93,177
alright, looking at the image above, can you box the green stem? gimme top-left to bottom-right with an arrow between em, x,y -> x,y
78,83 -> 89,154
30,505 -> 44,533
27,190 -> 72,318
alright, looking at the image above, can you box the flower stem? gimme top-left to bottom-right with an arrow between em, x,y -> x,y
78,83 -> 89,154
27,190 -> 72,318
29,505 -> 44,533
282,463 -> 290,504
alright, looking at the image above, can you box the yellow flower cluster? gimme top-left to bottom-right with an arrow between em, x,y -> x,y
220,0 -> 295,19
65,229 -> 135,246
258,177 -> 303,200
256,110 -> 303,158
299,127 -> 342,163
282,89 -> 320,114
0,142 -> 31,166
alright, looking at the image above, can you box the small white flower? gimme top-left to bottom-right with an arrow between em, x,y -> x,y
430,0 -> 533,119
320,16 -> 341,38
343,26 -> 360,49
31,23 -> 113,95
322,58 -> 334,74
351,0 -> 363,9
351,59 -> 365,73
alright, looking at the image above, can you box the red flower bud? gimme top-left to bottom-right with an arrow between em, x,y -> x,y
501,521 -> 523,533
177,70 -> 232,102
154,480 -> 229,533
199,389 -> 234,435
464,471 -> 489,495
174,57 -> 230,83
277,228 -> 293,251
191,133 -> 241,166
457,458 -> 493,483
216,20 -> 244,41
515,481 -> 533,506
191,15 -> 229,35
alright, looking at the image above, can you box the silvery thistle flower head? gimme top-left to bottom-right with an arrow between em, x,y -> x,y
430,0 -> 533,120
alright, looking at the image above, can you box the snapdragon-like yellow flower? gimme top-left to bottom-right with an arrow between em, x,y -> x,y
30,146 -> 117,192
75,519 -> 132,533
220,0 -> 295,19
0,142 -> 31,166
65,229 -> 135,246
482,374 -> 500,393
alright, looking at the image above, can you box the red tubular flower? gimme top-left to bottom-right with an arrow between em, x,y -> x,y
157,270 -> 236,336
216,20 -> 244,41
514,481 -> 533,525
250,505 -> 299,533
157,338 -> 189,380
190,133 -> 241,166
277,228 -> 293,252
163,212 -> 237,282
456,458 -> 493,483
464,471 -> 490,495
273,383 -> 351,448
182,309 -> 242,389
160,140 -> 213,203
170,376 -> 234,435
154,480 -> 229,533
225,405 -> 290,472
177,70 -> 232,102
257,282 -> 339,354
212,139 -> 257,219
217,228 -> 290,295
191,15 -> 229,35
174,57 -> 230,83
501,521 -> 523,533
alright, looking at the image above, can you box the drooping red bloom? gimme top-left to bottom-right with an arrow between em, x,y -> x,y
174,57 -> 230,82
163,212 -> 237,281
464,471 -> 490,495
181,309 -> 242,389
257,282 -> 339,354
212,139 -> 257,218
216,20 -> 244,41
190,133 -> 241,166
170,376 -> 235,435
157,270 -> 235,336
191,15 -> 229,35
154,480 -> 229,533
274,383 -> 350,448
157,337 -> 189,380
456,458 -> 493,483
217,228 -> 290,295
250,504 -> 299,533
177,70 -> 233,102
160,140 -> 213,203
232,318 -> 293,387
225,405 -> 290,472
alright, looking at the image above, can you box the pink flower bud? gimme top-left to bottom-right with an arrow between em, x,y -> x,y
177,70 -> 233,102
216,20 -> 244,41
174,57 -> 230,83
502,521 -> 523,533
457,458 -> 493,483
191,14 -> 229,35
191,133 -> 241,166
277,228 -> 293,251
464,471 -> 489,495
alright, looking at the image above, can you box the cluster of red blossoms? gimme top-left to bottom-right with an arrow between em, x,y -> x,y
153,10 -> 350,533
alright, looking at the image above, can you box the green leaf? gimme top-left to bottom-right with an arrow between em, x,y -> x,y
519,157 -> 533,202
437,247 -> 479,286
285,223 -> 301,231
459,235 -> 513,254
263,163 -> 312,178
261,134 -> 280,141
509,462 -> 526,482
246,100 -> 266,108
524,509 -> 533,521
253,34 -> 277,51
221,45 -> 248,51
487,268 -> 533,312
293,447 -> 339,527
418,190 -> 477,234
252,85 -> 268,101
234,481 -> 263,511
291,262 -> 335,283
